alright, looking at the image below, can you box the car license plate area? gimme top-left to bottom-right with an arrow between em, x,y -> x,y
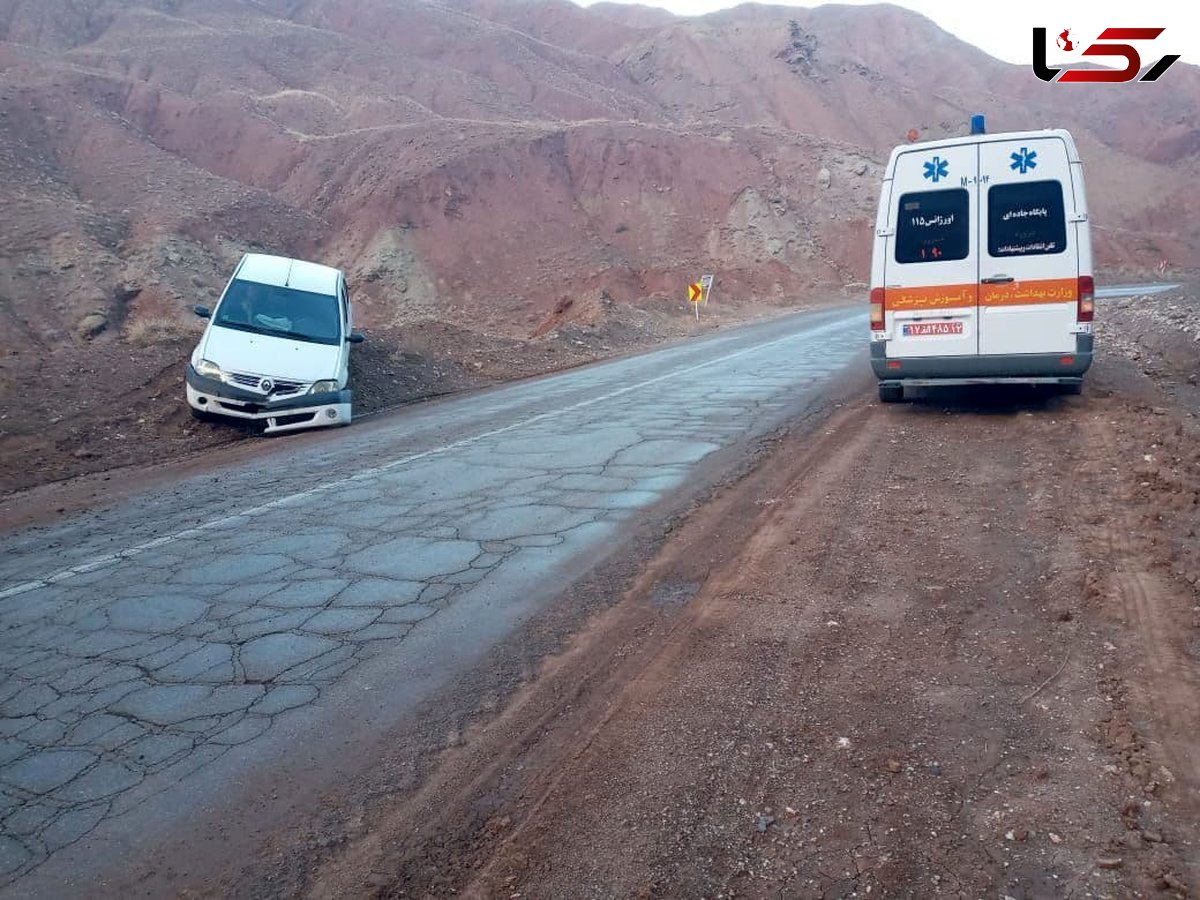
902,321 -> 965,337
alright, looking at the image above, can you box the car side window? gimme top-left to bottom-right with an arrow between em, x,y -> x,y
894,189 -> 970,264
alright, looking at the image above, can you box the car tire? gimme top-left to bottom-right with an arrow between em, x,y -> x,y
1059,382 -> 1083,396
879,384 -> 904,404
190,406 -> 216,422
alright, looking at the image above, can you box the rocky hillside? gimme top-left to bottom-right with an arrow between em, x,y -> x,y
0,0 -> 1197,350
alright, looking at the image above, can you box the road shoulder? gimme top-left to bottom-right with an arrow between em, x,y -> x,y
300,344 -> 1200,897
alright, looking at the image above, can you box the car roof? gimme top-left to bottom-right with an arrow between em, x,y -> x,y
235,253 -> 342,295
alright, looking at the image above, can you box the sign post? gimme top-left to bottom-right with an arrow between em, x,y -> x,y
700,274 -> 714,307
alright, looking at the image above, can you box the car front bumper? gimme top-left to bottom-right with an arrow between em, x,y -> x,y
185,365 -> 352,434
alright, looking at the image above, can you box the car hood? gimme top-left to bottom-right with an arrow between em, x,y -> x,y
201,325 -> 340,382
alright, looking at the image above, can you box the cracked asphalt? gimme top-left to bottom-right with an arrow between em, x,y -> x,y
0,305 -> 862,894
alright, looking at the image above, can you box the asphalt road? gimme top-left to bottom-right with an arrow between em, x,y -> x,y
0,305 -> 866,894
1094,282 -> 1178,298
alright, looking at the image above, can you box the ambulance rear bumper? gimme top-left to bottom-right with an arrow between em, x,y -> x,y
871,334 -> 1093,383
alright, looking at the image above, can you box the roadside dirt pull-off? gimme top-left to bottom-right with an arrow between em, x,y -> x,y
299,313 -> 1200,898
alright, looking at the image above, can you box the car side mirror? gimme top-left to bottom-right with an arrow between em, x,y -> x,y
194,305 -> 211,318
347,332 -> 365,344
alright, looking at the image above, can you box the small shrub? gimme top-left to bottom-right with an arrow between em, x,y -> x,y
125,316 -> 200,347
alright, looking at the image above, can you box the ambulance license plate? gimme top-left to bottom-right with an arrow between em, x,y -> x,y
903,321 -> 963,337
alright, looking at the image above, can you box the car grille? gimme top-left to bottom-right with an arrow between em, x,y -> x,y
227,371 -> 306,396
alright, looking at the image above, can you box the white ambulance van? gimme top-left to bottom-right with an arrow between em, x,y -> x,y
869,120 -> 1094,402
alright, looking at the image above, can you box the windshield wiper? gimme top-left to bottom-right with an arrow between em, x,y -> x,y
215,321 -> 335,344
272,329 -> 337,344
213,321 -> 262,336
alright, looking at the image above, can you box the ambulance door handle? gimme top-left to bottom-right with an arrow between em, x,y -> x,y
981,275 -> 1014,284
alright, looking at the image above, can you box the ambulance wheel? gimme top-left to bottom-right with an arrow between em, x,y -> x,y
879,384 -> 903,404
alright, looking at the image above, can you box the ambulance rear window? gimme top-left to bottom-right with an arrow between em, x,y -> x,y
894,189 -> 970,264
988,180 -> 1067,256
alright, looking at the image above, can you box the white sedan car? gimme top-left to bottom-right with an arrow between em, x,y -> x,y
186,253 -> 364,434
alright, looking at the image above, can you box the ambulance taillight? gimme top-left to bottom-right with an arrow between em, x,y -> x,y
869,287 -> 885,330
1077,275 -> 1095,322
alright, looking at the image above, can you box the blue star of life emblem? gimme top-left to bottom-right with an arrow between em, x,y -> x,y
923,156 -> 949,182
1010,147 -> 1038,174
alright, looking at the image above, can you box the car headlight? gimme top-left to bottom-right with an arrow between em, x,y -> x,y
308,379 -> 339,395
195,359 -> 223,380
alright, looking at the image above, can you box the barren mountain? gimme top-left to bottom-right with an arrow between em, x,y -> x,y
0,0 -> 1197,485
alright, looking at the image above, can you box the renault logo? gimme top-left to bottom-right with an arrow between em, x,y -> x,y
260,378 -> 273,392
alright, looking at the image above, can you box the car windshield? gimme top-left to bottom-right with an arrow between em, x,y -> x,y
213,279 -> 341,346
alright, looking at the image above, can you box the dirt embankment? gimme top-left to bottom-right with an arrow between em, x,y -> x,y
282,288 -> 1200,898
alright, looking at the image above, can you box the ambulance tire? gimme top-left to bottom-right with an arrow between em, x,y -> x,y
879,384 -> 904,404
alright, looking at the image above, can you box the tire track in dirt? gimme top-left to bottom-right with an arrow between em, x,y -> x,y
1113,570 -> 1200,788
1076,407 -> 1200,891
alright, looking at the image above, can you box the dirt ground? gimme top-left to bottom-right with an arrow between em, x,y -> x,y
266,287 -> 1200,899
